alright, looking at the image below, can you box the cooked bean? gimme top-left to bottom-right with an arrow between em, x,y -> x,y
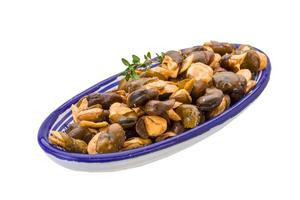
196,87 -> 224,111
49,131 -> 87,153
122,137 -> 152,150
136,116 -> 167,138
213,71 -> 247,101
127,88 -> 159,107
175,104 -> 202,128
143,99 -> 175,116
87,123 -> 125,154
169,89 -> 192,104
87,92 -> 123,109
203,41 -> 234,55
109,103 -> 137,128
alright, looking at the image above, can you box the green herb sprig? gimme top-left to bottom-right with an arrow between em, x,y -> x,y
120,52 -> 164,80
156,52 -> 165,63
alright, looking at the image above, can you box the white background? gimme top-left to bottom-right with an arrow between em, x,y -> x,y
0,0 -> 299,199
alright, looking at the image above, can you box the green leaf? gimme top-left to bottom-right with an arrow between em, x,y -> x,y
120,51 -> 164,80
120,71 -> 127,76
125,74 -> 131,81
156,52 -> 165,63
121,58 -> 130,66
155,53 -> 161,61
132,55 -> 140,64
131,71 -> 140,79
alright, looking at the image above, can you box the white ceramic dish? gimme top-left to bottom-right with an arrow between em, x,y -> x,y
38,44 -> 271,171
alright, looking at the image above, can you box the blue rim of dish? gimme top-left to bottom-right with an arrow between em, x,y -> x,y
37,44 -> 271,163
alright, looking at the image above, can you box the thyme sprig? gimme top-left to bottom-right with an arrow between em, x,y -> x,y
120,52 -> 164,80
156,52 -> 165,63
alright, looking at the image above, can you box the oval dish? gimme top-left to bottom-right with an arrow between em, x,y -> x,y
38,44 -> 271,171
